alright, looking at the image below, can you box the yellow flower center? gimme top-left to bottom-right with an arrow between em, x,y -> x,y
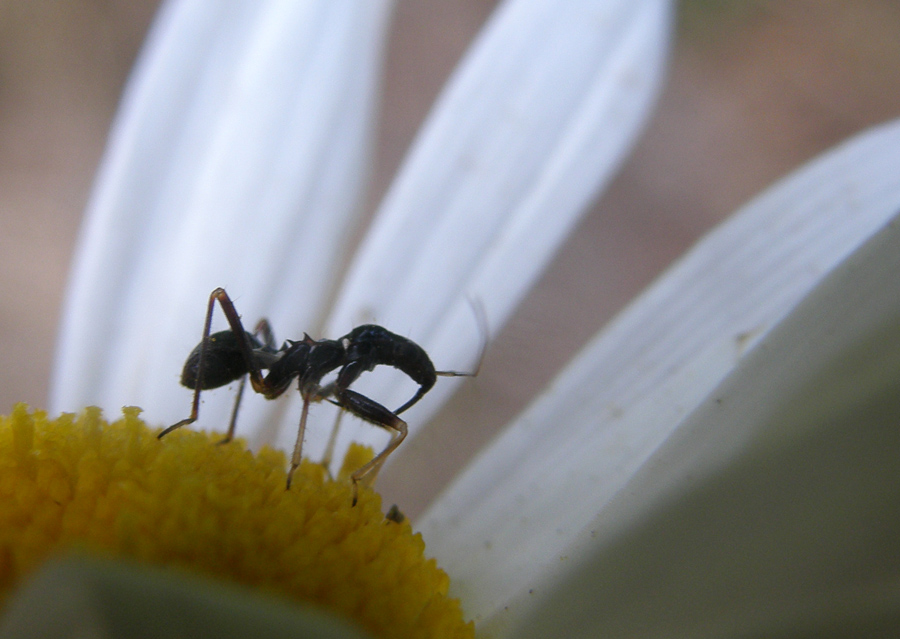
0,404 -> 473,639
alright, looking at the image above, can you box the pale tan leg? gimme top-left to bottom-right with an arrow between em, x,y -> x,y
350,419 -> 407,506
286,394 -> 312,489
217,374 -> 247,445
319,408 -> 345,477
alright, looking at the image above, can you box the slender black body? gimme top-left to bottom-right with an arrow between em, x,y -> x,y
160,288 -> 477,504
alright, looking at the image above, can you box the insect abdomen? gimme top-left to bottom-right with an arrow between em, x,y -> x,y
181,330 -> 256,389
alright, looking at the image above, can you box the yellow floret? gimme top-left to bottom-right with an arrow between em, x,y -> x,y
0,404 -> 473,639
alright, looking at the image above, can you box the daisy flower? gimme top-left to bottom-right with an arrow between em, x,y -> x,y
8,0 -> 899,637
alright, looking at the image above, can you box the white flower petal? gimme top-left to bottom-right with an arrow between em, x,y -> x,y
508,209 -> 900,639
418,118 -> 900,626
312,0 -> 671,458
50,0 -> 393,430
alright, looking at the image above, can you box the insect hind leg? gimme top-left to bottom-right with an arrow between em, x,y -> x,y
218,318 -> 275,446
160,287 -> 268,440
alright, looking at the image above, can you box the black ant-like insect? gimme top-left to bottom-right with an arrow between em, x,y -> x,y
158,287 -> 481,505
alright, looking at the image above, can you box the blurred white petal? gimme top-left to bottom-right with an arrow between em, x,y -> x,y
511,208 -> 900,639
418,119 -> 900,627
50,0 -> 393,428
307,0 -> 671,458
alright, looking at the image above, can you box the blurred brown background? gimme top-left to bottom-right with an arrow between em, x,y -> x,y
2,1 -> 899,513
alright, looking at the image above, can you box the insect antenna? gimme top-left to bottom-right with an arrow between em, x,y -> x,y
435,297 -> 488,378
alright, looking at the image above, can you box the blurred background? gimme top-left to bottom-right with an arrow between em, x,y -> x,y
1,1 -> 899,514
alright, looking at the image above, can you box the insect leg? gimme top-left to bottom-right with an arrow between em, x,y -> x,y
159,287 -> 268,439
286,391 -> 313,490
254,318 -> 276,350
210,288 -> 268,391
216,374 -> 247,445
158,289 -> 223,438
319,408 -> 345,476
218,318 -> 274,445
333,388 -> 408,506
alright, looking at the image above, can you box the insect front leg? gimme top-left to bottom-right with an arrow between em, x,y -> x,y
332,388 -> 408,506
